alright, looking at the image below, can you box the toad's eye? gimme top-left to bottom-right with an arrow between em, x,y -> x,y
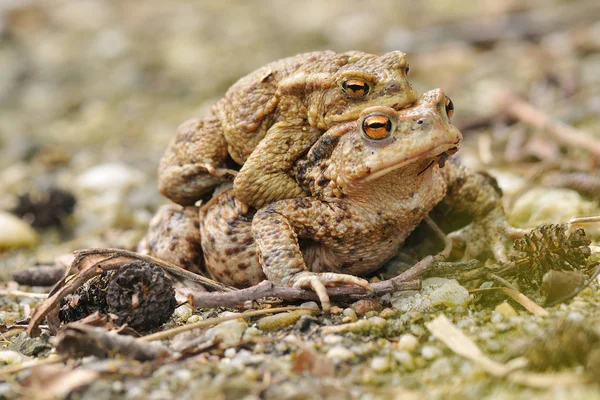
362,115 -> 392,140
342,79 -> 370,99
445,96 -> 454,119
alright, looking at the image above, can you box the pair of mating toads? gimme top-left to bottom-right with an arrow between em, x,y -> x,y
139,50 -> 523,311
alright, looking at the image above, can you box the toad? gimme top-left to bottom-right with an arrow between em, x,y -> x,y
141,89 -> 523,310
157,50 -> 417,209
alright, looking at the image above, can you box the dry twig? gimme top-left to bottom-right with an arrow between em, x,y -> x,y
496,90 -> 600,158
55,323 -> 171,361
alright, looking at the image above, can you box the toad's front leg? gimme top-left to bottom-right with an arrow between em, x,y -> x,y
158,115 -> 237,206
252,198 -> 371,311
440,160 -> 528,262
234,121 -> 322,209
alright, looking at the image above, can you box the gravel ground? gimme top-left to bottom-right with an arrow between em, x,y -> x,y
1,1 -> 600,399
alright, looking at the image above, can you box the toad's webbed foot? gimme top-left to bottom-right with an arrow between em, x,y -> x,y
442,208 -> 528,263
288,271 -> 371,312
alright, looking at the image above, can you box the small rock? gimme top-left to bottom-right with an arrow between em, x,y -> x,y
421,345 -> 441,360
186,315 -> 200,324
392,350 -> 415,371
0,212 -> 39,249
326,345 -> 355,362
397,333 -> 419,352
205,320 -> 248,345
242,326 -> 260,340
342,308 -> 358,323
370,356 -> 391,373
224,348 -> 237,358
173,304 -> 193,323
425,278 -> 471,308
367,316 -> 387,330
379,308 -> 397,319
76,162 -> 144,193
293,315 -> 320,333
0,350 -> 26,365
429,357 -> 453,376
351,299 -> 382,316
300,301 -> 320,310
494,301 -> 518,318
323,334 -> 343,345
490,312 -> 503,324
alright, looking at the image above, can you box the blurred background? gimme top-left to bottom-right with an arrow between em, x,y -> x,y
1,0 -> 600,266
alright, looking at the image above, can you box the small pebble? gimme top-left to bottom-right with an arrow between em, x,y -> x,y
205,320 -> 248,345
242,326 -> 260,340
224,348 -> 237,358
0,350 -> 26,365
186,315 -> 200,324
494,301 -> 518,318
368,316 -> 387,330
567,311 -> 585,323
0,212 -> 39,249
397,333 -> 419,352
421,345 -> 441,360
323,334 -> 343,345
490,312 -> 503,324
76,162 -> 144,192
342,308 -> 358,323
326,345 -> 354,362
426,278 -> 471,308
300,301 -> 320,310
370,356 -> 391,373
392,350 -> 415,371
173,304 -> 193,323
379,308 -> 397,319
351,299 -> 382,316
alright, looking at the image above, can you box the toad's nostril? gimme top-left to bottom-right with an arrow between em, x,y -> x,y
417,118 -> 425,125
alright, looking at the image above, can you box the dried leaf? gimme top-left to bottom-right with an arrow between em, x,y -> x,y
20,364 -> 98,400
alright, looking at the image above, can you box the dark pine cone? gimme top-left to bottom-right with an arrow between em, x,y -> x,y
12,187 -> 76,229
511,224 -> 591,286
59,272 -> 113,323
106,261 -> 177,331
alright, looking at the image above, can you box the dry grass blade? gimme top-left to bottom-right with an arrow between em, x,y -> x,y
469,287 -> 549,316
141,306 -> 313,342
426,314 -> 520,377
0,355 -> 67,377
0,289 -> 48,299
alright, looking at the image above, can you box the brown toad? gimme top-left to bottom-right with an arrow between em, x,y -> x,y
157,50 -> 417,209
142,89 -> 523,310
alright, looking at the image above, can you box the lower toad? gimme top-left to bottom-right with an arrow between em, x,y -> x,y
140,89 -> 524,310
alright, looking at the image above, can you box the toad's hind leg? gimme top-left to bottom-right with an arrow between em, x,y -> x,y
200,191 -> 265,287
138,204 -> 205,275
158,114 -> 237,206
233,122 -> 321,209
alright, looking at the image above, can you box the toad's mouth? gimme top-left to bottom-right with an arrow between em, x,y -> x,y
357,142 -> 460,183
417,146 -> 459,175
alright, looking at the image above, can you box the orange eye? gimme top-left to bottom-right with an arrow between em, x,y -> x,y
342,79 -> 370,99
445,97 -> 454,119
362,115 -> 392,140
